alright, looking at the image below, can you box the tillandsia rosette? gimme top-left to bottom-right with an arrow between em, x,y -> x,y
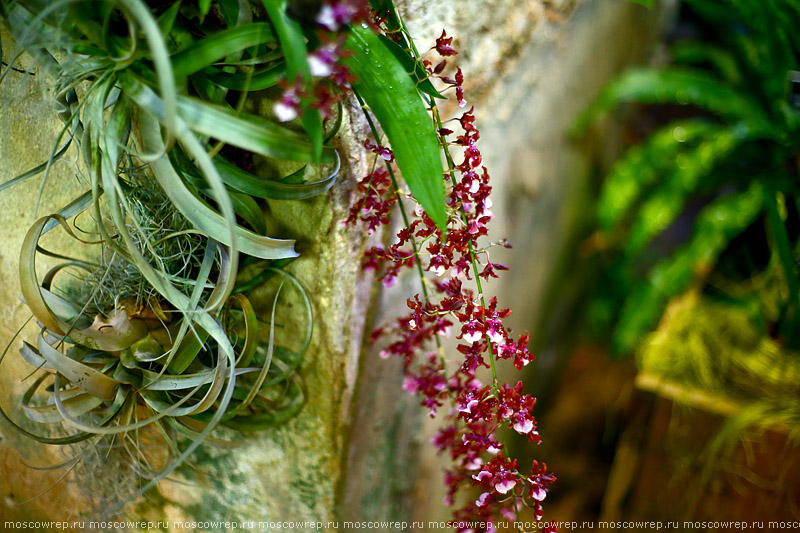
0,0 -> 374,499
345,4 -> 556,531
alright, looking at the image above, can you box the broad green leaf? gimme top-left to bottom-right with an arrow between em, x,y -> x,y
39,287 -> 91,328
378,34 -> 446,100
142,368 -> 216,390
20,342 -> 49,370
118,0 -> 178,135
367,0 -> 406,43
344,25 -> 446,230
765,186 -> 800,343
167,327 -> 209,374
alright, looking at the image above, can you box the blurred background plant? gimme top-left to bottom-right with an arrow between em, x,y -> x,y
577,0 -> 800,357
549,0 -> 800,523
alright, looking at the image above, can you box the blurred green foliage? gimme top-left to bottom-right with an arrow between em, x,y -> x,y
577,0 -> 800,355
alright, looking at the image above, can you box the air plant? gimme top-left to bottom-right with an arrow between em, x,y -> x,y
0,0 -> 350,500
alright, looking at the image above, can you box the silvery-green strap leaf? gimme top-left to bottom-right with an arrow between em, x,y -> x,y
137,110 -> 299,260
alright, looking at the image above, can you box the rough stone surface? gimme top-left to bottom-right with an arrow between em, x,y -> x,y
0,27 -> 95,529
0,1 -> 668,531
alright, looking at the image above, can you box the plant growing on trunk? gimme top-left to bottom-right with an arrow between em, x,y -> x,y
1,0 -> 554,527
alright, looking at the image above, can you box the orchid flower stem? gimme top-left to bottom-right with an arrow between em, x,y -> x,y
387,6 -> 523,523
353,91 -> 445,357
389,8 -> 502,387
435,105 -> 498,382
429,100 -> 522,526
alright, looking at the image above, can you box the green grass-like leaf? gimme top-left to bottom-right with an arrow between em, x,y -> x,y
597,120 -> 722,230
170,23 -> 277,78
624,124 -> 750,256
139,112 -> 299,260
262,0 -> 323,161
574,68 -> 769,135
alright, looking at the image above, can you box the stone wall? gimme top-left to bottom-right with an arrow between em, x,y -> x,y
0,1 -> 669,531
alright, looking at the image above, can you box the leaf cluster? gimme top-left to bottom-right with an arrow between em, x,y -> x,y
0,0 -> 340,496
577,0 -> 800,355
0,0 -> 453,502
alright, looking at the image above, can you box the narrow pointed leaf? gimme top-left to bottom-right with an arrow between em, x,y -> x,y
37,333 -> 120,401
171,23 -> 277,78
614,183 -> 765,354
24,393 -> 104,423
177,95 -> 336,163
574,68 -> 770,135
597,120 -> 721,230
262,0 -> 323,160
625,125 -> 748,256
213,151 -> 340,200
344,25 -> 446,229
138,112 -> 299,259
205,63 -> 285,91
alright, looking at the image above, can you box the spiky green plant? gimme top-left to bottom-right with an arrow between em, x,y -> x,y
577,0 -> 800,355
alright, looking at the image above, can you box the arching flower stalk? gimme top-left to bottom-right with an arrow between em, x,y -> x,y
346,13 -> 556,533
